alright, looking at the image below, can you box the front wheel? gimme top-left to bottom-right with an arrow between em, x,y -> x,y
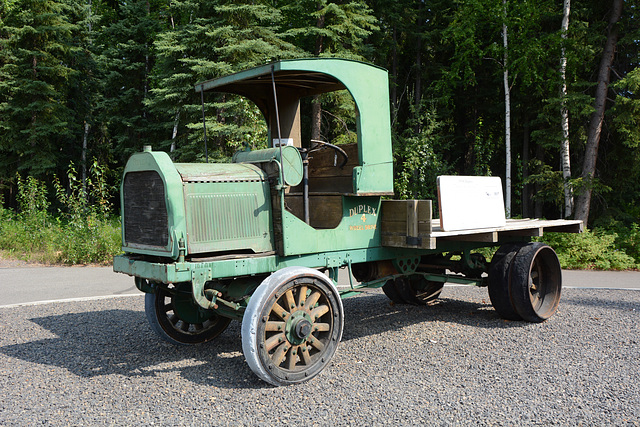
241,267 -> 344,386
145,283 -> 231,345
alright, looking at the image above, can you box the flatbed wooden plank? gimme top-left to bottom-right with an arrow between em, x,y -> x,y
440,231 -> 499,243
430,218 -> 583,240
381,200 -> 435,249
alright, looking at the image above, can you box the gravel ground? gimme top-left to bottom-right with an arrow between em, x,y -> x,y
1,286 -> 639,426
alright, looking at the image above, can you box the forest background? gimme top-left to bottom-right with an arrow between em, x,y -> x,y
0,0 -> 639,268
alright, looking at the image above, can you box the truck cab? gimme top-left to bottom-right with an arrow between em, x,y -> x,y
120,59 -> 395,263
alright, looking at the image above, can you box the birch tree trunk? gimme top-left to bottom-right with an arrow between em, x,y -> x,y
82,122 -> 89,196
522,120 -> 530,218
503,0 -> 511,218
170,109 -> 180,153
560,0 -> 572,218
574,0 -> 623,224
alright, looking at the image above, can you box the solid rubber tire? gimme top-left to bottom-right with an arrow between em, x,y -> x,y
509,242 -> 562,322
382,279 -> 405,303
488,243 -> 523,320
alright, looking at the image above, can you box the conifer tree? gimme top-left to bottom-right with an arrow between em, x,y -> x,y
94,0 -> 163,163
147,0 -> 301,161
0,0 -> 80,178
279,0 -> 377,142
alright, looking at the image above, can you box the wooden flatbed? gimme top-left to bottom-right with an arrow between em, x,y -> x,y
431,218 -> 584,241
381,198 -> 582,250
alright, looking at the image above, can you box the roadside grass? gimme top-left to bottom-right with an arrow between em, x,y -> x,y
0,164 -> 122,265
0,208 -> 122,265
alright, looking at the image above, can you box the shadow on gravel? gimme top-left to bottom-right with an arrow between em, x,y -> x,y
0,291 -> 524,389
0,309 -> 265,390
340,291 -> 527,342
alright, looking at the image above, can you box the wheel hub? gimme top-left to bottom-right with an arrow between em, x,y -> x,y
294,319 -> 312,340
285,311 -> 313,345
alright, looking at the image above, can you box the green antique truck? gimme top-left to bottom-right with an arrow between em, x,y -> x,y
113,58 -> 582,386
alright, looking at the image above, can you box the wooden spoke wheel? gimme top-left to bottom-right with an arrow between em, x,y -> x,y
509,243 -> 562,322
242,267 -> 343,386
145,284 -> 231,345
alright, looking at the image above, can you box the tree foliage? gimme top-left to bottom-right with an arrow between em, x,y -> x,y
0,0 -> 639,230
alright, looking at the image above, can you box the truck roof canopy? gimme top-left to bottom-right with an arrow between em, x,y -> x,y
195,58 -> 394,195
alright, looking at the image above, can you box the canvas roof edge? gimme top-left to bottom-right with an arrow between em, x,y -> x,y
194,58 -> 394,195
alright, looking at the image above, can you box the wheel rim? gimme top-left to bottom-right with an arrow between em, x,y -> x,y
526,247 -> 561,317
529,264 -> 543,310
256,277 -> 341,382
414,279 -> 444,304
509,243 -> 562,322
147,284 -> 231,345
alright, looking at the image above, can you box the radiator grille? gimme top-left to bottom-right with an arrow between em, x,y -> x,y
123,171 -> 169,248
186,193 -> 260,243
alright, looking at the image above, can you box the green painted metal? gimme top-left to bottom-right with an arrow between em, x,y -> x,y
280,196 -> 382,256
120,148 -> 186,259
182,180 -> 273,254
115,245 -> 424,285
121,149 -> 274,257
195,58 -> 394,195
171,283 -> 214,324
232,145 -> 303,187
174,162 -> 267,182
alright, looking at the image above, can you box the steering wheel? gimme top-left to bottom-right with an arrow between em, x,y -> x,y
308,139 -> 349,168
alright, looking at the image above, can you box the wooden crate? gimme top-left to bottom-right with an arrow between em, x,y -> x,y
381,200 -> 436,249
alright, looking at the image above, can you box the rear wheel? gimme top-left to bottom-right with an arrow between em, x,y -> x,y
145,284 -> 231,345
394,275 -> 443,305
488,244 -> 523,321
382,279 -> 404,303
509,243 -> 562,322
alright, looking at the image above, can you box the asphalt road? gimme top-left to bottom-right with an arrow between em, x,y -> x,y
0,263 -> 638,307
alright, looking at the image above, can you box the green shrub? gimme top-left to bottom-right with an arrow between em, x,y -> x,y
54,217 -> 122,265
616,223 -> 640,263
0,212 -> 122,265
597,221 -> 640,264
0,167 -> 122,265
538,230 -> 638,270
